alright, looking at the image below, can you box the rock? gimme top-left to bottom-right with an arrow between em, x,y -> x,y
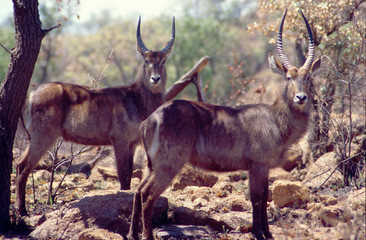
24,214 -> 47,228
272,180 -> 311,208
171,165 -> 218,191
225,196 -> 251,212
318,194 -> 338,206
33,169 -> 52,182
226,171 -> 247,182
269,167 -> 292,183
346,187 -> 366,213
319,206 -> 353,227
212,181 -> 235,194
78,228 -> 124,240
68,163 -> 93,176
97,166 -> 118,180
192,198 -> 209,209
132,169 -> 143,179
154,225 -> 214,239
30,190 -> 168,239
303,152 -> 343,189
209,212 -> 252,232
170,205 -> 252,233
170,206 -> 232,232
306,202 -> 322,213
185,186 -> 212,202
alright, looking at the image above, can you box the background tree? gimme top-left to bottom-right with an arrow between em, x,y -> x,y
0,0 -> 59,230
248,0 -> 366,186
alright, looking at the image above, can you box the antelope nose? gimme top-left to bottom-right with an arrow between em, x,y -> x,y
295,92 -> 307,104
150,75 -> 161,85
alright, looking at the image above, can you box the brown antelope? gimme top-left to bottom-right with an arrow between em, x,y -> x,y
128,10 -> 321,240
15,17 -> 203,216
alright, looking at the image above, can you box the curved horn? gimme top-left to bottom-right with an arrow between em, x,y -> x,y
161,17 -> 175,54
299,10 -> 315,70
137,16 -> 149,55
277,9 -> 293,70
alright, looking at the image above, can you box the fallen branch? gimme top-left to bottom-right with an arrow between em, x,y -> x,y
164,56 -> 210,102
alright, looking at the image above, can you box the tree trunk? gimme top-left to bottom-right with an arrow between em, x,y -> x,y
0,0 -> 48,230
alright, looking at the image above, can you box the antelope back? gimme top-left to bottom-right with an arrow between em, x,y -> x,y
136,16 -> 175,94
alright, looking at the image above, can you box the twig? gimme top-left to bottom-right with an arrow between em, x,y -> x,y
43,24 -> 61,35
90,48 -> 115,88
303,168 -> 331,184
89,146 -> 106,169
31,171 -> 36,205
52,144 -> 86,201
0,42 -> 11,54
315,150 -> 366,191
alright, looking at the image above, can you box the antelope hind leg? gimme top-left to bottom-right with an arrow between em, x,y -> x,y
127,171 -> 153,240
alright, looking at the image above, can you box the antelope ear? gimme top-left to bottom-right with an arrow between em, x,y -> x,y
310,56 -> 321,74
268,53 -> 286,77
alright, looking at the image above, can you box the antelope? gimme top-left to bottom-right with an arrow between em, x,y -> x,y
128,10 -> 321,240
15,17 -> 203,216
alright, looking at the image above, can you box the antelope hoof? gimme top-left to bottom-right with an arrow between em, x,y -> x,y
251,231 -> 267,240
17,208 -> 28,217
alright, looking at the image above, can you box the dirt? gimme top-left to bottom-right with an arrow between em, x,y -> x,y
4,139 -> 365,240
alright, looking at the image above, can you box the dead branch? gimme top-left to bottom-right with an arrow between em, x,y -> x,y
164,56 -> 210,102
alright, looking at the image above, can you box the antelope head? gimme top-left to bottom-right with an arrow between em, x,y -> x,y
136,16 -> 175,93
269,9 -> 321,112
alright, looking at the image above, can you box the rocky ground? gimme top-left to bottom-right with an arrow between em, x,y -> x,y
4,136 -> 366,240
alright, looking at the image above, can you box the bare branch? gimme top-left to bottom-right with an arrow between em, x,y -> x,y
164,56 -> 210,102
0,42 -> 11,54
315,150 -> 366,191
43,24 -> 61,35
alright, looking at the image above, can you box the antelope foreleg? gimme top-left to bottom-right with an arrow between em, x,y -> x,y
114,142 -> 134,190
249,161 -> 271,240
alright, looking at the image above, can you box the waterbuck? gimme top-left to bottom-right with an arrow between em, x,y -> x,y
15,17 -> 204,216
128,10 -> 321,240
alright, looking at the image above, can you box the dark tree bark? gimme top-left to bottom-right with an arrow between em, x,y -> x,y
0,0 -> 57,230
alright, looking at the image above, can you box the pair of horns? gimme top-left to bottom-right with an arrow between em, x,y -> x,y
137,16 -> 175,55
277,9 -> 315,70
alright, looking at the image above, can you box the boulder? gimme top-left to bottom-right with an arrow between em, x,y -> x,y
78,228 -> 124,240
30,190 -> 168,239
171,165 -> 218,191
225,196 -> 251,212
303,152 -> 343,189
170,204 -> 252,233
346,187 -> 366,214
269,167 -> 292,183
318,206 -> 353,227
97,166 -> 118,180
272,180 -> 311,208
154,225 -> 214,239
